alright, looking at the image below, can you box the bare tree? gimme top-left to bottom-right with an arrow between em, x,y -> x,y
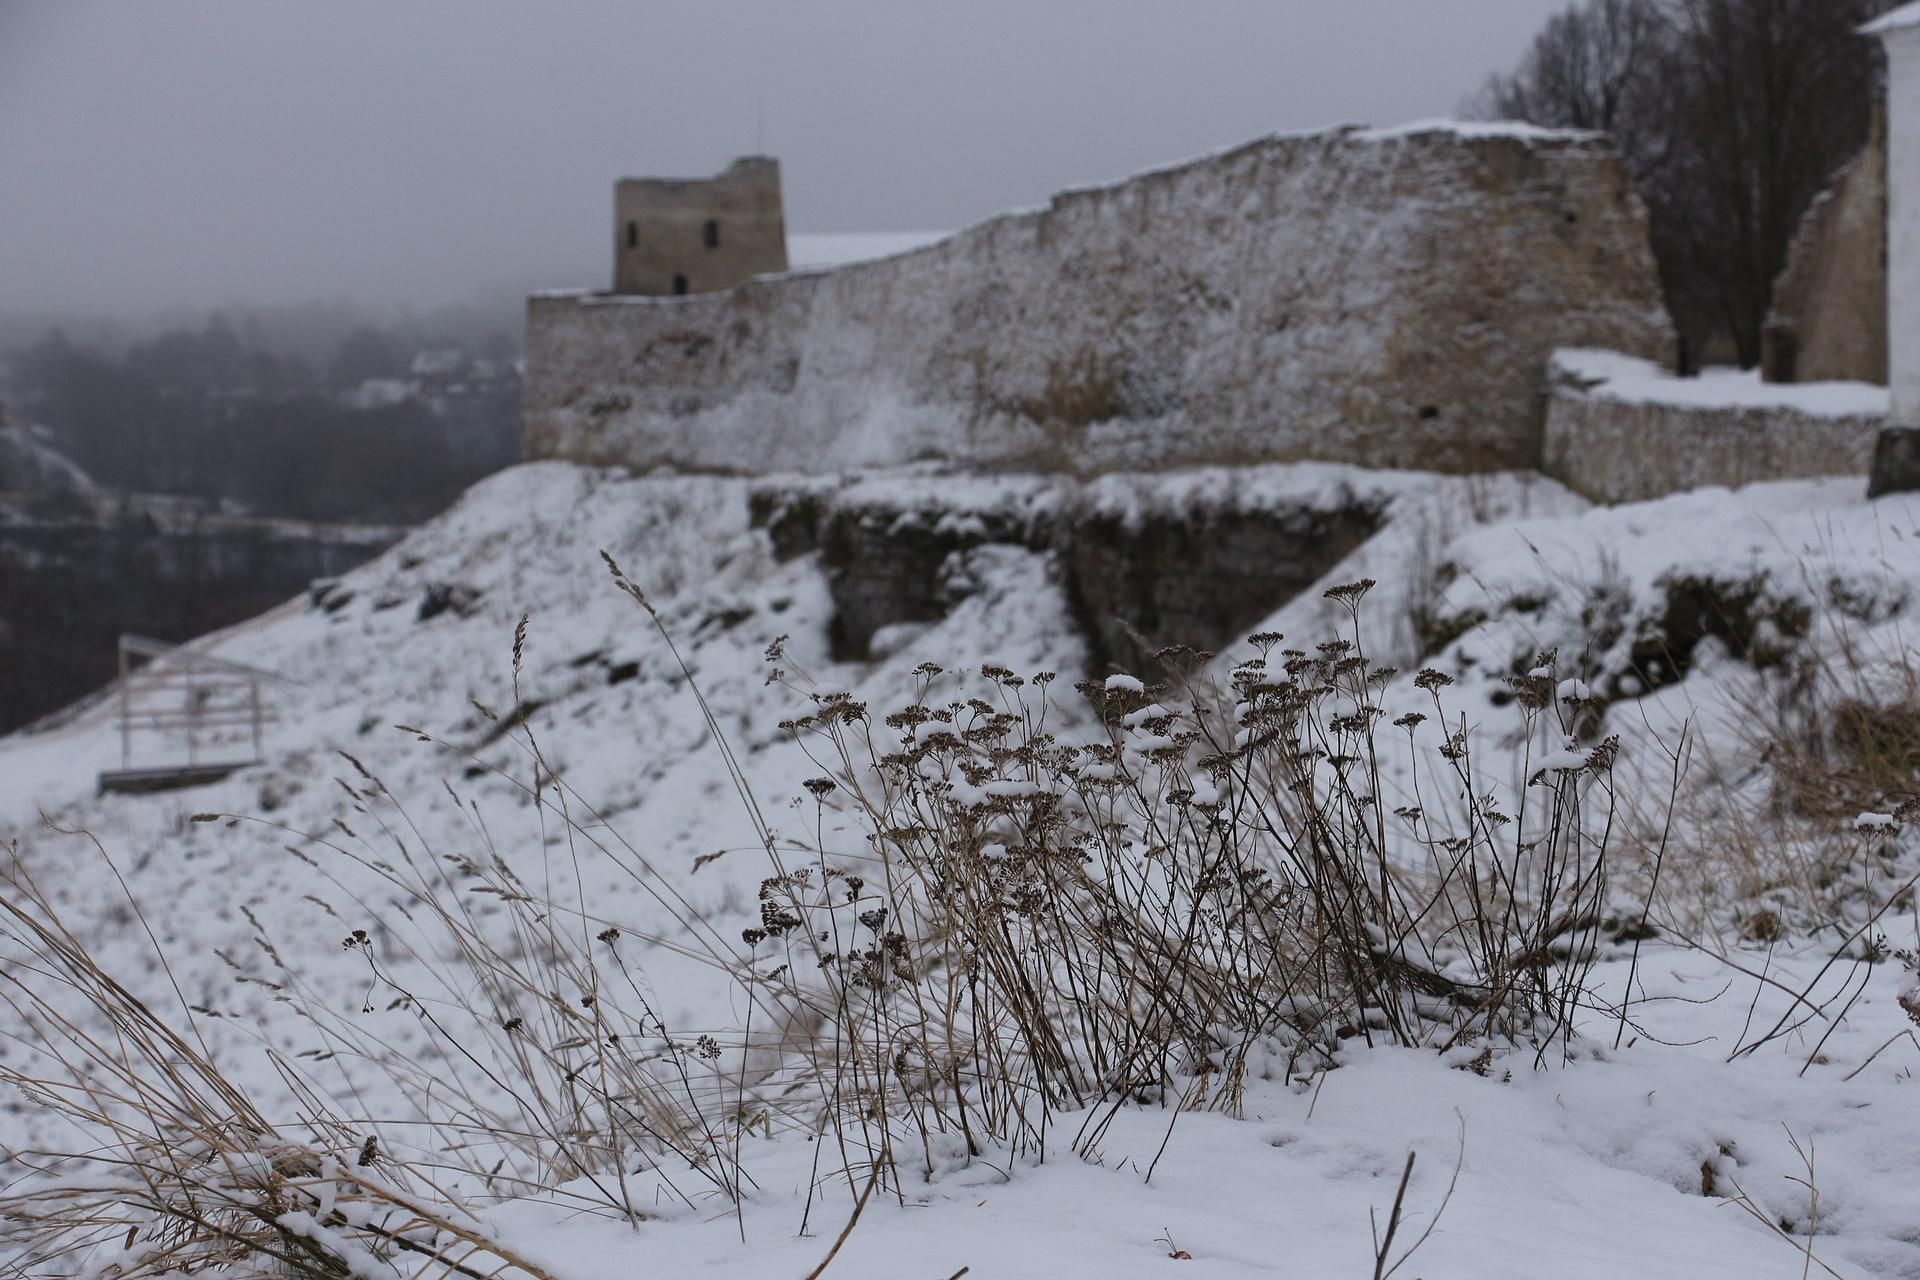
1472,0 -> 1669,151
1472,0 -> 1887,368
1659,0 -> 1884,365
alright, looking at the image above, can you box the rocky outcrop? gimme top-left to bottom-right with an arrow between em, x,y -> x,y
1059,503 -> 1380,671
750,477 -> 1054,660
751,469 -> 1391,672
527,123 -> 1671,478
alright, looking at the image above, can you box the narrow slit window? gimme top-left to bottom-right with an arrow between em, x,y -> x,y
672,273 -> 689,295
625,220 -> 637,249
703,219 -> 720,249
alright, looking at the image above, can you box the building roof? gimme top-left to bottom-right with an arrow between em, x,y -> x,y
1864,2 -> 1920,37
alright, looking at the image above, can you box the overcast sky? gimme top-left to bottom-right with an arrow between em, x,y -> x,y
0,0 -> 1572,318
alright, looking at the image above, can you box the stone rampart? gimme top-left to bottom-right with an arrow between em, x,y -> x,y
526,123 -> 1672,477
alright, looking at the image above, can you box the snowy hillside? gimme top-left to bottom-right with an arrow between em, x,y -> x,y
3,462 -> 1920,1278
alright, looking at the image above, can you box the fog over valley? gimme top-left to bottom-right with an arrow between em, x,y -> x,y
2,0 -> 1569,319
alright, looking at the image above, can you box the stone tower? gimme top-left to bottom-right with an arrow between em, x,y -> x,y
613,156 -> 789,296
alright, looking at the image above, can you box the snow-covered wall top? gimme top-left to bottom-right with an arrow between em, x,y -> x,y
1553,348 -> 1890,419
523,122 -> 1673,476
787,232 -> 951,270
1543,349 -> 1886,504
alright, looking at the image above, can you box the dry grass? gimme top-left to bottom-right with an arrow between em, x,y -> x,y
0,843 -> 564,1280
1775,693 -> 1920,823
0,572 -> 1653,1274
1629,571 -> 1920,942
751,578 -> 1629,1192
1010,349 -> 1129,429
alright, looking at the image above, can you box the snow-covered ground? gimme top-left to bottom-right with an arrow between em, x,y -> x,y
3,462 -> 1919,1277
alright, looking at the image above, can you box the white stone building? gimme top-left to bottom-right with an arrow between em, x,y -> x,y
1866,5 -> 1920,491
1868,5 -> 1920,419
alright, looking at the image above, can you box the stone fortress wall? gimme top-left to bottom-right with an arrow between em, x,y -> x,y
526,123 -> 1675,478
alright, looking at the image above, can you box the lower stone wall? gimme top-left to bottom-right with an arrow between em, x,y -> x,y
1542,382 -> 1886,504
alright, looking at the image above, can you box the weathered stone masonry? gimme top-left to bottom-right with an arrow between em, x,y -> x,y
748,470 -> 1391,673
1544,389 -> 1886,505
614,156 -> 788,297
1764,109 -> 1887,387
526,125 -> 1673,478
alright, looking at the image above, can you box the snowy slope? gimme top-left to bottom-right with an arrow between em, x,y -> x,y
4,463 -> 1920,1278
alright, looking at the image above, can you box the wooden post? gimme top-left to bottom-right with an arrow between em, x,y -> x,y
249,675 -> 262,763
184,663 -> 197,766
118,637 -> 132,769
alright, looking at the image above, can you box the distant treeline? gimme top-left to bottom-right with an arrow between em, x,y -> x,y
4,314 -> 519,524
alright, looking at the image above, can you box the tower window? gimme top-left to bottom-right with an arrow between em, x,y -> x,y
672,273 -> 689,296
703,219 -> 720,249
625,220 -> 637,249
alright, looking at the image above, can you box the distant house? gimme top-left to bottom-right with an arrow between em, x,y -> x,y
340,378 -> 417,411
409,348 -> 467,381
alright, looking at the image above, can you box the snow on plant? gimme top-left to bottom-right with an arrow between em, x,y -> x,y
750,577 -> 1639,1196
